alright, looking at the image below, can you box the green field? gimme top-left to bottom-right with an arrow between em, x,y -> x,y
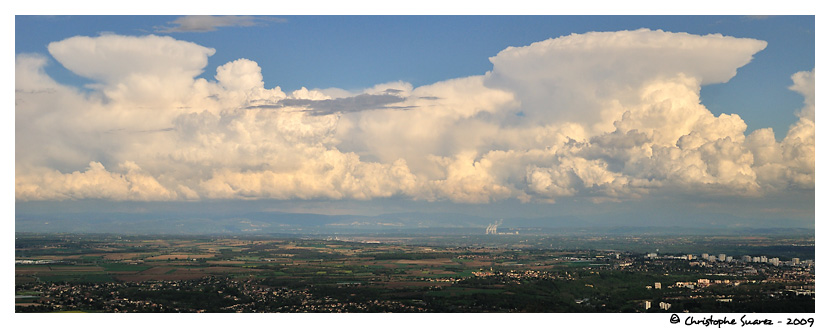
101,263 -> 151,272
38,274 -> 114,283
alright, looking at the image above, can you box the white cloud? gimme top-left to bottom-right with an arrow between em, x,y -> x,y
425,151 -> 513,203
780,69 -> 816,189
16,162 -> 178,201
48,34 -> 215,84
15,30 -> 813,204
199,152 -> 420,201
485,29 -> 767,135
789,69 -> 815,121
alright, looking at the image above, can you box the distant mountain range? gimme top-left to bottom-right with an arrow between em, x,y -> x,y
15,209 -> 814,236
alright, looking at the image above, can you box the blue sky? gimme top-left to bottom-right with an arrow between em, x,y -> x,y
13,15 -> 816,229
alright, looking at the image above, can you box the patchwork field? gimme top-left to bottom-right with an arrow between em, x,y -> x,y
16,233 -> 815,313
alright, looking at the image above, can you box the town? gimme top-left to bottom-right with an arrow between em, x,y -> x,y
15,233 -> 814,313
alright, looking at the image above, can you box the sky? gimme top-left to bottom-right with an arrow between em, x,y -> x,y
13,14 -> 817,229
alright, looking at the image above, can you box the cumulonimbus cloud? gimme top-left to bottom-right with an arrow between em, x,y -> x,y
15,30 -> 814,204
